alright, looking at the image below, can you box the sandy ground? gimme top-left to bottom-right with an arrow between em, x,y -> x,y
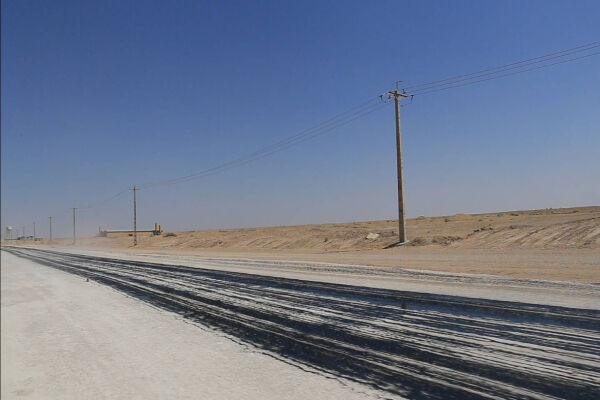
0,251 -> 380,400
5,206 -> 600,282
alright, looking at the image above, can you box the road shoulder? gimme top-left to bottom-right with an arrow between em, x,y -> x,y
0,251 -> 379,400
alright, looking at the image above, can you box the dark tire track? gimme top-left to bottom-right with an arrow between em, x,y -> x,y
5,247 -> 600,400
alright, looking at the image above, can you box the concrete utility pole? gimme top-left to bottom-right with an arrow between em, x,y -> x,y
49,217 -> 53,243
388,88 -> 409,244
130,186 -> 138,246
33,222 -> 36,241
72,208 -> 77,245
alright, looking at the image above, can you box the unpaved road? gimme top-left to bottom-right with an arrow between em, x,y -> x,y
1,251 -> 378,400
31,244 -> 600,309
4,247 -> 600,399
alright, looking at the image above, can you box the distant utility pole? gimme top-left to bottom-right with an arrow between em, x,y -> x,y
72,208 -> 77,245
33,222 -> 36,241
48,216 -> 53,243
387,87 -> 409,244
130,186 -> 138,246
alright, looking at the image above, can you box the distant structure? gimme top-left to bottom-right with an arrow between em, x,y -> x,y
16,235 -> 35,241
2,226 -> 36,241
99,222 -> 163,238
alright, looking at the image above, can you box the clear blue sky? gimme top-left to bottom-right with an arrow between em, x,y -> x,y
2,0 -> 599,238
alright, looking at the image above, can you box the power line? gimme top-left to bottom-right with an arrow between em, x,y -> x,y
77,190 -> 128,210
138,98 -> 383,188
22,40 -> 599,226
19,98 -> 388,224
403,41 -> 600,93
138,99 -> 389,189
410,51 -> 600,96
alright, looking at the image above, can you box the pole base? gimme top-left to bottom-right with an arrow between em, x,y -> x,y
384,240 -> 410,249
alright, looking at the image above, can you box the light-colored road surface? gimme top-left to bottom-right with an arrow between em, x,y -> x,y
1,250 -> 379,400
3,247 -> 600,399
34,245 -> 600,309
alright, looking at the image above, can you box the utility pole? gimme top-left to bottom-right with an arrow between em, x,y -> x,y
33,222 -> 36,241
49,216 -> 53,243
72,208 -> 77,245
130,186 -> 138,246
388,88 -> 409,244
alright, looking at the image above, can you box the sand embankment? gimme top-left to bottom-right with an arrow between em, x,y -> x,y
19,206 -> 598,251
5,206 -> 599,282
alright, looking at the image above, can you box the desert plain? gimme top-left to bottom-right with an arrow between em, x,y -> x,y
11,205 -> 599,282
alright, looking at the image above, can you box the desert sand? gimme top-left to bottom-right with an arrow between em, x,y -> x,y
6,206 -> 599,282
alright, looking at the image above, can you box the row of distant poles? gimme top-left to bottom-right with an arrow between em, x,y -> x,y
30,40 -> 600,247
120,89 -> 408,247
122,92 -> 407,248
122,90 -> 408,247
33,90 -> 410,247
